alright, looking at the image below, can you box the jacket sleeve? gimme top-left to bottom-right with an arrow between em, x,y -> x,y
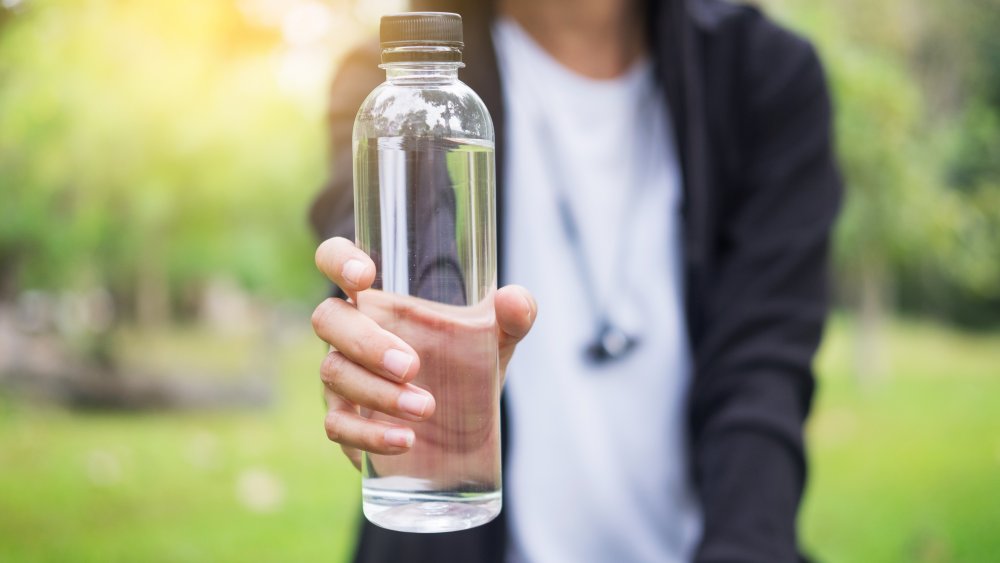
308,41 -> 382,242
690,15 -> 842,563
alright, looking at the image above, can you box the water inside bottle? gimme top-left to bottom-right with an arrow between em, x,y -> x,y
354,136 -> 500,533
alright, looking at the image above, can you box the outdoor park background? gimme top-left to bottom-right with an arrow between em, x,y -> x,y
1,0 -> 998,561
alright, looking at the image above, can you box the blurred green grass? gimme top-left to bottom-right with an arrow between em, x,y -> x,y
803,316 -> 1000,562
0,331 -> 361,563
1,316 -> 998,562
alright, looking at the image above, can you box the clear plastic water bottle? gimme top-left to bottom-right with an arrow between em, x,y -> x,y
352,12 -> 500,533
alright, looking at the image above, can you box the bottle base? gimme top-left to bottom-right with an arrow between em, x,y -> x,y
362,488 -> 501,533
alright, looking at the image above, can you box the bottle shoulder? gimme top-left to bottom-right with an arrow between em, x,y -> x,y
353,79 -> 494,143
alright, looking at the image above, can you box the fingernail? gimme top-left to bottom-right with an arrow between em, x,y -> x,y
384,428 -> 414,448
383,349 -> 413,380
342,259 -> 366,285
398,390 -> 430,418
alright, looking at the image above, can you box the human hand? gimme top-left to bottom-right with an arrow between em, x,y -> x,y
312,237 -> 537,471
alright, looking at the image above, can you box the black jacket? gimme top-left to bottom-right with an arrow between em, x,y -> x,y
309,1 -> 842,561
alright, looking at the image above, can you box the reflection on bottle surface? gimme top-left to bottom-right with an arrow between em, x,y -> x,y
355,136 -> 500,532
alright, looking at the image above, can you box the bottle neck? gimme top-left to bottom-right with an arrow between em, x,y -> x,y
382,62 -> 462,85
380,45 -> 463,85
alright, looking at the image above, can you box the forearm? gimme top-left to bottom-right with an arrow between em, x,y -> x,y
691,369 -> 812,563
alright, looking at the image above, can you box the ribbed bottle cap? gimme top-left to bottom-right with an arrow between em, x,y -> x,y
380,12 -> 463,49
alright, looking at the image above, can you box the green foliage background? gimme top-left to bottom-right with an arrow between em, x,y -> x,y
1,0 -> 999,562
0,0 -> 328,311
2,0 -> 999,325
766,0 -> 1000,326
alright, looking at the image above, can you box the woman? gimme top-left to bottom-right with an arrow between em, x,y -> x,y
309,0 -> 841,561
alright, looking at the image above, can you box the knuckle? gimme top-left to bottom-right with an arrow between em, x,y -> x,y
311,298 -> 332,333
324,410 -> 346,444
311,298 -> 343,335
320,351 -> 350,388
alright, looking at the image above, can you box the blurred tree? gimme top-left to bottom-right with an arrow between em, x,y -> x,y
766,0 -> 1000,380
0,0 -> 335,320
767,0 -> 945,380
897,0 -> 1000,327
2,0 -> 998,338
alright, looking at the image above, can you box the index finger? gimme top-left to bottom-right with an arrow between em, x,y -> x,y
315,237 -> 376,300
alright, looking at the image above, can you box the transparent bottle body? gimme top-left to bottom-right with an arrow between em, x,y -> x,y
352,62 -> 500,533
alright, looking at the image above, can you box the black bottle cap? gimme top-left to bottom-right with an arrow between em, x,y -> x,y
380,12 -> 463,50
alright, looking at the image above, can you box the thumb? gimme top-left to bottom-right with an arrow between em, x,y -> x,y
495,284 -> 536,370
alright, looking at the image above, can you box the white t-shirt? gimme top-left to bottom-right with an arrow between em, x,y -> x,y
494,17 -> 702,563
